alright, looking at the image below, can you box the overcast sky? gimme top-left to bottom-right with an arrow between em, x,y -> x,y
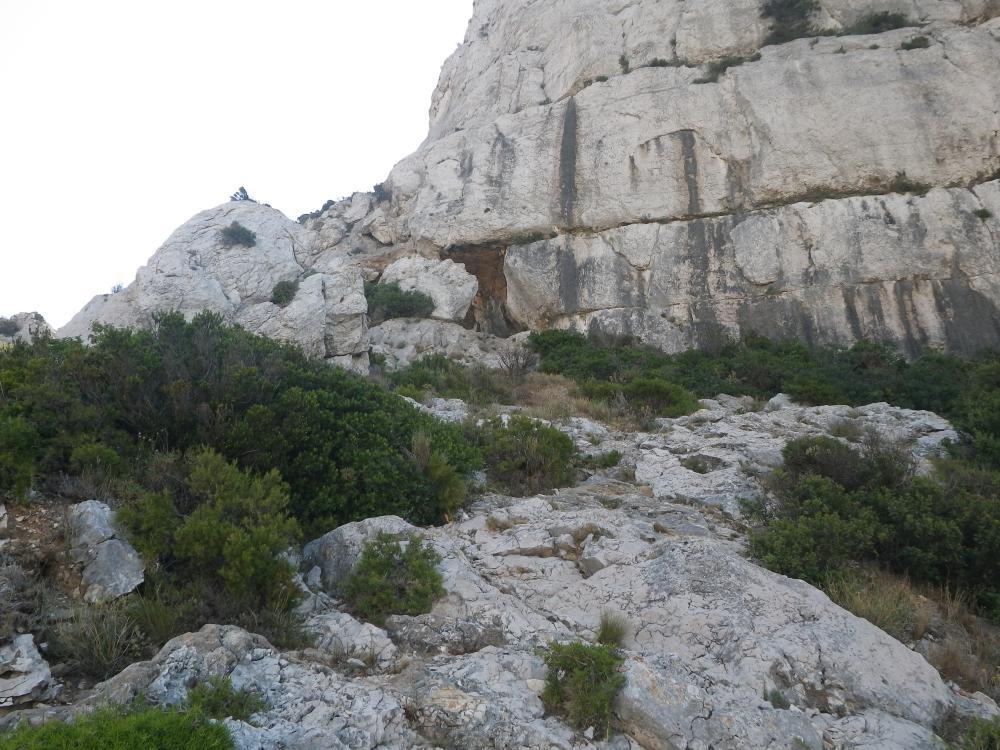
0,1 -> 472,328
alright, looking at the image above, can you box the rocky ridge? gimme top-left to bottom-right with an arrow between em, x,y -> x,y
4,396 -> 997,748
56,2 -> 1000,363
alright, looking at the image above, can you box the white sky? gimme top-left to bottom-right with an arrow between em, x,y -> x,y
0,1 -> 472,328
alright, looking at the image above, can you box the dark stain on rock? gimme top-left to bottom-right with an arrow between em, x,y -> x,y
558,98 -> 578,226
842,286 -> 865,341
672,129 -> 701,216
557,242 -> 581,315
931,274 -> 1000,355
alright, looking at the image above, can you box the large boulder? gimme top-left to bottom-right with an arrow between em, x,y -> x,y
0,312 -> 51,344
67,500 -> 144,603
379,256 -> 479,321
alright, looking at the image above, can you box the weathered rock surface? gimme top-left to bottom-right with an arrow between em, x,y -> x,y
67,500 -> 144,603
0,635 -> 53,708
0,312 -> 51,344
59,5 -> 1000,361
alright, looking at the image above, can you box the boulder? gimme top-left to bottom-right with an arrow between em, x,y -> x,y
67,500 -> 144,603
379,256 -> 479,321
302,516 -> 418,593
0,635 -> 53,708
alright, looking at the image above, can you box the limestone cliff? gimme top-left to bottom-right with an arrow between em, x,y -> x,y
61,1 -> 1000,358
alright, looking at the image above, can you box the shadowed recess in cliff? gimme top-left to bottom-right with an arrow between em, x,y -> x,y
444,244 -> 524,337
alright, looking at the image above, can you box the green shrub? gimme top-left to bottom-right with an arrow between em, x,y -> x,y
364,280 -> 435,324
887,171 -> 931,195
954,717 -> 1000,749
69,440 -> 124,478
477,415 -> 576,495
185,676 -> 266,722
219,221 -> 256,248
342,532 -> 444,626
389,354 -> 515,405
0,416 -> 39,496
899,35 -> 930,50
0,318 -> 18,337
748,434 -> 1000,613
0,705 -> 235,750
541,642 -> 625,739
974,208 -> 993,220
586,450 -> 623,470
119,448 -> 301,612
580,377 -> 699,419
761,0 -> 818,44
270,279 -> 299,307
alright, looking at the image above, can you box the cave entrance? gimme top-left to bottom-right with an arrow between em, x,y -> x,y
443,244 -> 523,337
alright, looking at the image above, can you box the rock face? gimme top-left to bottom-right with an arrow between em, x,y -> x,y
0,312 -> 51,344
67,500 -> 144,604
58,4 -> 1000,361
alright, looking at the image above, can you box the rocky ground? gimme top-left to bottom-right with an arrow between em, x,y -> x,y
2,394 -> 997,748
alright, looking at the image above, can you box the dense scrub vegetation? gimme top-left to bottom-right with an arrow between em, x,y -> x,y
364,280 -> 435,324
529,330 -> 998,448
744,435 -> 1000,617
0,313 -> 482,654
0,312 -> 477,531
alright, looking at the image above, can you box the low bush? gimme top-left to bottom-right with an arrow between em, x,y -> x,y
0,318 -> 19,337
342,532 -> 444,626
118,448 -> 301,614
580,377 -> 699,419
219,221 -> 256,248
974,208 -> 993,220
746,435 -> 1000,616
0,704 -> 235,750
476,415 -> 576,495
270,279 -> 299,307
389,354 -> 515,405
841,12 -> 910,36
186,676 -> 266,722
541,641 -> 625,739
761,0 -> 818,44
364,280 -> 434,324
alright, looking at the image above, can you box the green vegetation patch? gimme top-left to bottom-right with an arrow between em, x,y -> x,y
270,279 -> 299,307
364,280 -> 435,324
745,435 -> 1000,618
475,415 -> 576,495
342,532 -> 445,626
541,641 -> 625,739
219,221 -> 256,248
0,705 -> 235,750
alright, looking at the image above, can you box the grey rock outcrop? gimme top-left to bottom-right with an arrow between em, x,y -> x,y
67,500 -> 144,603
60,4 -> 1000,362
0,635 -> 53,708
302,515 -> 417,593
0,312 -> 51,344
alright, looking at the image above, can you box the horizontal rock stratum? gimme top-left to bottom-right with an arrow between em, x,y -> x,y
61,2 -> 1000,358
